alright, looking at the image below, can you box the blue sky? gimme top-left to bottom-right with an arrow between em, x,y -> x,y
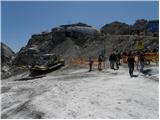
1,1 -> 159,52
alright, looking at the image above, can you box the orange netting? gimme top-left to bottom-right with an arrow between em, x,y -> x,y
70,58 -> 100,66
70,53 -> 159,65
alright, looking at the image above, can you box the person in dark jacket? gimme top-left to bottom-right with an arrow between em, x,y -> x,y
88,57 -> 93,72
115,50 -> 120,69
109,52 -> 117,70
117,52 -> 121,65
98,55 -> 103,71
127,52 -> 135,77
139,52 -> 145,72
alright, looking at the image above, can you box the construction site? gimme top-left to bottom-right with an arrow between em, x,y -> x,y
1,19 -> 159,119
1,1 -> 159,119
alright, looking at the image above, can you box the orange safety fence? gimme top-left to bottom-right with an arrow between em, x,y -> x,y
71,52 -> 159,66
144,52 -> 159,62
71,58 -> 100,66
122,52 -> 159,64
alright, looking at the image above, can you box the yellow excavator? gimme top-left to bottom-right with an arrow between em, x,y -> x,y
17,54 -> 65,77
30,54 -> 64,74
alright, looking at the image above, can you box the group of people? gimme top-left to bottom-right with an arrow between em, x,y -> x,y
88,50 -> 145,77
127,51 -> 145,77
88,54 -> 105,72
109,50 -> 121,70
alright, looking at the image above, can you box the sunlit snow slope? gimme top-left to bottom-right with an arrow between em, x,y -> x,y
1,65 -> 159,119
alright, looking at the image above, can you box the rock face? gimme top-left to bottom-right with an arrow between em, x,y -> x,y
1,42 -> 15,66
131,19 -> 148,32
13,23 -> 104,65
1,42 -> 15,79
101,21 -> 130,35
101,19 -> 153,35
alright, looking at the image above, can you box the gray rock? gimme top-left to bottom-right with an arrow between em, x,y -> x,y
1,42 -> 15,66
101,21 -> 130,35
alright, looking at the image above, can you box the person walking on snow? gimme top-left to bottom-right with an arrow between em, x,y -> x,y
127,51 -> 135,77
139,51 -> 145,73
88,57 -> 94,72
98,55 -> 103,71
135,51 -> 140,71
109,52 -> 117,70
115,50 -> 120,69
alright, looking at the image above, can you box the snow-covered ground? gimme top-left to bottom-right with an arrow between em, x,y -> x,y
1,64 -> 159,119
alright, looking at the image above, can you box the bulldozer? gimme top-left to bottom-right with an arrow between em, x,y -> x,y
30,54 -> 65,75
15,53 -> 65,80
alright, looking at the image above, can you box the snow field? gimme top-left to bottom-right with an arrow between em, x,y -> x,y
1,66 -> 159,118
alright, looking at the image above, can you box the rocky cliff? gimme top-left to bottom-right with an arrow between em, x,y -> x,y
101,21 -> 130,35
101,19 -> 155,35
1,42 -> 15,66
13,23 -> 104,65
1,42 -> 15,79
